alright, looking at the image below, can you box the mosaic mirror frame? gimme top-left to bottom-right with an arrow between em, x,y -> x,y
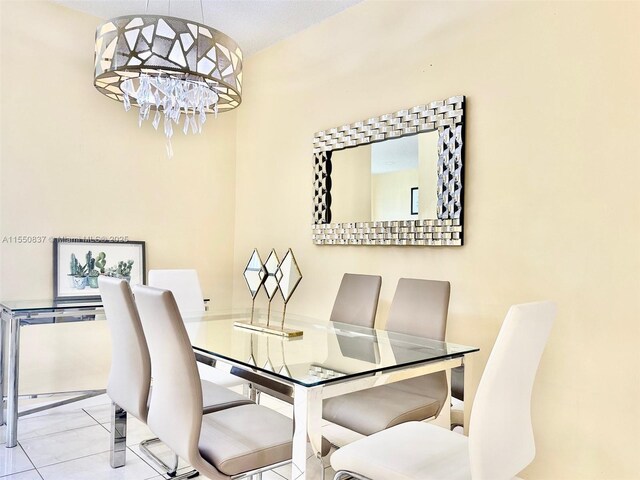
312,95 -> 465,246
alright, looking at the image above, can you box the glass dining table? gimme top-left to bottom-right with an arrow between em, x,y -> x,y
181,309 -> 479,480
1,301 -> 478,479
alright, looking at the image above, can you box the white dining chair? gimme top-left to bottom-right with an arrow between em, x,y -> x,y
148,268 -> 246,388
147,269 -> 205,313
133,285 -> 294,479
98,276 -> 253,477
331,301 -> 556,480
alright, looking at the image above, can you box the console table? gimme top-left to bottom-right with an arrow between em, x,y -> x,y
0,300 -> 106,447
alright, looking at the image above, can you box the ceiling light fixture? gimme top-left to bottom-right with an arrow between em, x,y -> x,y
93,1 -> 242,157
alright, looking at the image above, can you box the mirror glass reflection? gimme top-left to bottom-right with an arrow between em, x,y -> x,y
262,249 -> 280,300
243,249 -> 266,298
277,249 -> 302,303
330,130 -> 439,223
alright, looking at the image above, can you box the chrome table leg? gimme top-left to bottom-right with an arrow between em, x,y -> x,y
243,383 -> 259,403
292,384 -> 323,480
110,402 -> 127,468
0,309 -> 7,427
6,315 -> 20,447
463,352 -> 477,436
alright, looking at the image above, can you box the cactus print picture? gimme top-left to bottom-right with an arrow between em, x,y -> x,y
53,238 -> 146,301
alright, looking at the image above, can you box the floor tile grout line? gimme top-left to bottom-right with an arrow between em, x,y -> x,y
33,446 -> 160,480
82,407 -> 112,426
0,468 -> 40,480
17,414 -> 105,444
5,443 -> 37,478
35,444 -> 161,480
0,466 -> 36,480
24,446 -> 113,471
18,422 -> 104,443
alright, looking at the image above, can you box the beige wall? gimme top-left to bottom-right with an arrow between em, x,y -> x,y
0,0 -> 237,305
231,1 -> 640,479
0,1 -> 238,391
371,168 -> 419,221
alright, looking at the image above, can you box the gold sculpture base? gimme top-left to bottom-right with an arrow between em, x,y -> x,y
233,321 -> 303,338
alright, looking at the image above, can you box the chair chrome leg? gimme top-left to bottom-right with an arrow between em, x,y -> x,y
169,453 -> 180,476
333,471 -> 371,480
139,438 -> 199,478
110,403 -> 127,468
172,470 -> 199,479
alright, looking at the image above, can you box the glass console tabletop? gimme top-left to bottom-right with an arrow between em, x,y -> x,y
0,299 -> 104,312
183,310 -> 478,388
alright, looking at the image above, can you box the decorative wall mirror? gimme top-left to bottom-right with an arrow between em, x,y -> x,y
312,95 -> 465,246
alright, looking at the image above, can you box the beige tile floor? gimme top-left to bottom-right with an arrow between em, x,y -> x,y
0,392 -> 336,480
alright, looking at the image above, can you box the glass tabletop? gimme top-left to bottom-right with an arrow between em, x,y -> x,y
0,299 -> 104,312
183,310 -> 478,387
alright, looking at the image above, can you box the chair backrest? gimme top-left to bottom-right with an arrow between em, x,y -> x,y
386,278 -> 451,413
98,276 -> 151,422
469,301 -> 556,480
329,273 -> 382,328
386,278 -> 450,339
133,285 -> 204,464
147,269 -> 205,313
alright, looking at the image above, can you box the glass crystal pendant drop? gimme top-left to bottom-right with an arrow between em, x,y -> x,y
94,15 -> 243,158
121,74 -> 219,157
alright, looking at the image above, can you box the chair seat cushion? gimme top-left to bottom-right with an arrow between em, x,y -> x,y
331,421 -> 471,480
201,380 -> 253,414
199,403 -> 292,476
323,384 -> 441,436
198,363 -> 248,388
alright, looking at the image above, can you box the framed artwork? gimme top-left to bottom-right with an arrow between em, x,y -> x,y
410,187 -> 419,215
53,238 -> 146,302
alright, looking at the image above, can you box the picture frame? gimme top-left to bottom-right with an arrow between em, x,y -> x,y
53,238 -> 146,302
410,187 -> 419,215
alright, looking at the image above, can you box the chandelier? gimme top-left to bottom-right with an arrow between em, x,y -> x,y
94,12 -> 242,157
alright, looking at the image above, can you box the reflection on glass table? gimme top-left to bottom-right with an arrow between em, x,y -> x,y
182,308 -> 478,480
183,309 -> 477,387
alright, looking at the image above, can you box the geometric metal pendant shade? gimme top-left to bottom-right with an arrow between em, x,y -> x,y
94,14 -> 242,157
94,15 -> 242,112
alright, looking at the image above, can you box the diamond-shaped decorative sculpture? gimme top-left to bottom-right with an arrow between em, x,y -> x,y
234,248 -> 303,338
277,249 -> 302,304
243,249 -> 266,299
262,249 -> 280,301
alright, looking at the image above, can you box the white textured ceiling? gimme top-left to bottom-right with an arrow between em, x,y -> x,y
52,0 -> 362,56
